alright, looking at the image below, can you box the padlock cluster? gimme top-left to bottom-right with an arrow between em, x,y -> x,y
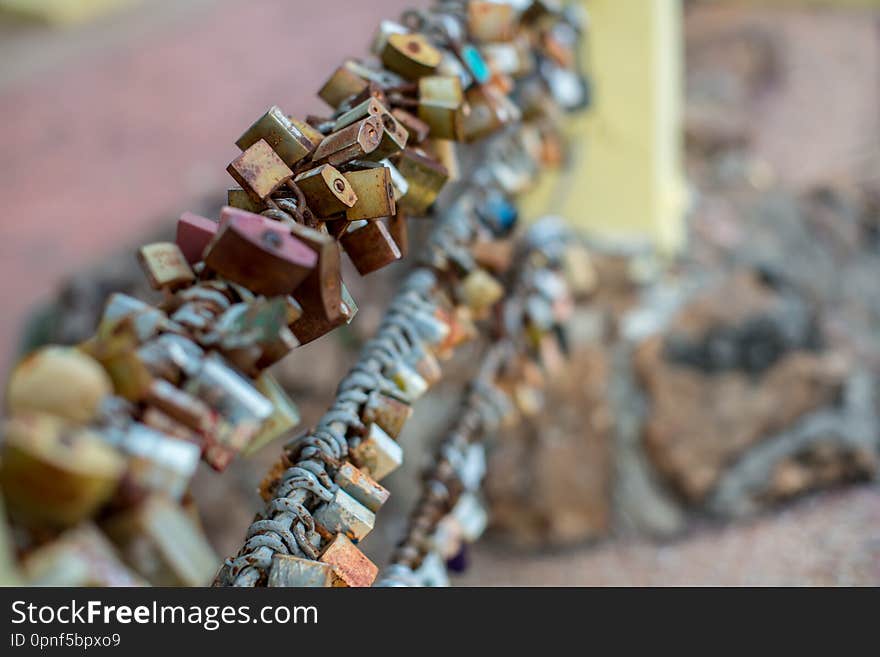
378,218 -> 590,587
0,1 -> 589,587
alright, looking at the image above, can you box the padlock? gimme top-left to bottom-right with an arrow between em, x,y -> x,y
236,105 -> 315,168
370,18 -> 409,55
467,1 -> 516,42
469,86 -> 521,143
144,378 -> 216,436
0,413 -> 125,528
482,40 -> 533,77
227,139 -> 293,204
394,148 -> 449,215
350,423 -> 403,482
418,75 -> 464,140
450,492 -> 488,542
292,164 -> 358,217
22,524 -> 147,587
141,406 -> 201,442
176,212 -> 219,264
203,207 -> 317,297
241,373 -> 300,456
407,340 -> 442,387
334,462 -> 390,513
101,495 -> 219,587
290,283 -> 358,345
425,138 -> 460,181
414,551 -> 450,587
288,116 -> 326,147
86,321 -> 155,402
391,108 -> 431,143
460,267 -> 504,316
318,533 -> 378,587
184,353 -> 273,426
317,65 -> 369,108
332,97 -> 385,132
6,346 -> 112,424
312,488 -> 375,542
381,158 -> 409,201
226,186 -> 299,214
115,422 -> 201,502
380,32 -> 442,80
388,359 -> 429,401
340,219 -> 402,275
387,212 -> 409,258
99,293 -> 173,343
310,116 -> 383,167
342,166 -> 397,220
434,306 -> 478,359
137,242 -> 195,292
136,333 -> 204,385
472,237 -> 515,274
361,389 -> 412,439
268,553 -> 333,587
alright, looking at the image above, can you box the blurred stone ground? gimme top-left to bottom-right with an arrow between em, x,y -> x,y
3,1 -> 880,584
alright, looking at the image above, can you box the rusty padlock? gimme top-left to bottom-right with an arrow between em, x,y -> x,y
236,105 -> 315,168
340,219 -> 402,275
137,242 -> 195,292
176,212 -> 219,265
227,139 -> 294,205
319,533 -> 378,587
203,207 -> 317,297
293,164 -> 358,217
310,116 -> 383,167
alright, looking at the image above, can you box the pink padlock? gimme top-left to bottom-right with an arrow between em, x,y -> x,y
176,212 -> 219,264
203,207 -> 317,297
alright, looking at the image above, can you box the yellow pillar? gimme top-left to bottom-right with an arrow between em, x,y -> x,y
521,0 -> 687,255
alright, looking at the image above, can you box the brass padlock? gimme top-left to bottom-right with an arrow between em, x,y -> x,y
418,75 -> 465,140
236,105 -> 315,168
204,207 -> 317,296
361,389 -> 412,439
312,488 -> 375,542
227,139 -> 293,204
101,495 -> 219,587
268,553 -> 333,587
380,32 -> 442,80
318,533 -> 378,587
137,242 -> 195,292
342,166 -> 397,220
394,148 -> 449,215
317,65 -> 369,108
289,116 -> 326,147
293,164 -> 358,217
340,220 -> 402,275
6,346 -> 112,424
176,212 -> 219,264
334,462 -> 390,513
391,108 -> 431,144
310,116 -> 383,167
0,413 -> 125,528
290,282 -> 358,345
461,85 -> 520,142
241,373 -> 300,456
350,423 -> 403,481
22,524 -> 147,587
467,1 -> 516,43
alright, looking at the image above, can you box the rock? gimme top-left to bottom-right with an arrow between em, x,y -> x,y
636,271 -> 846,503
